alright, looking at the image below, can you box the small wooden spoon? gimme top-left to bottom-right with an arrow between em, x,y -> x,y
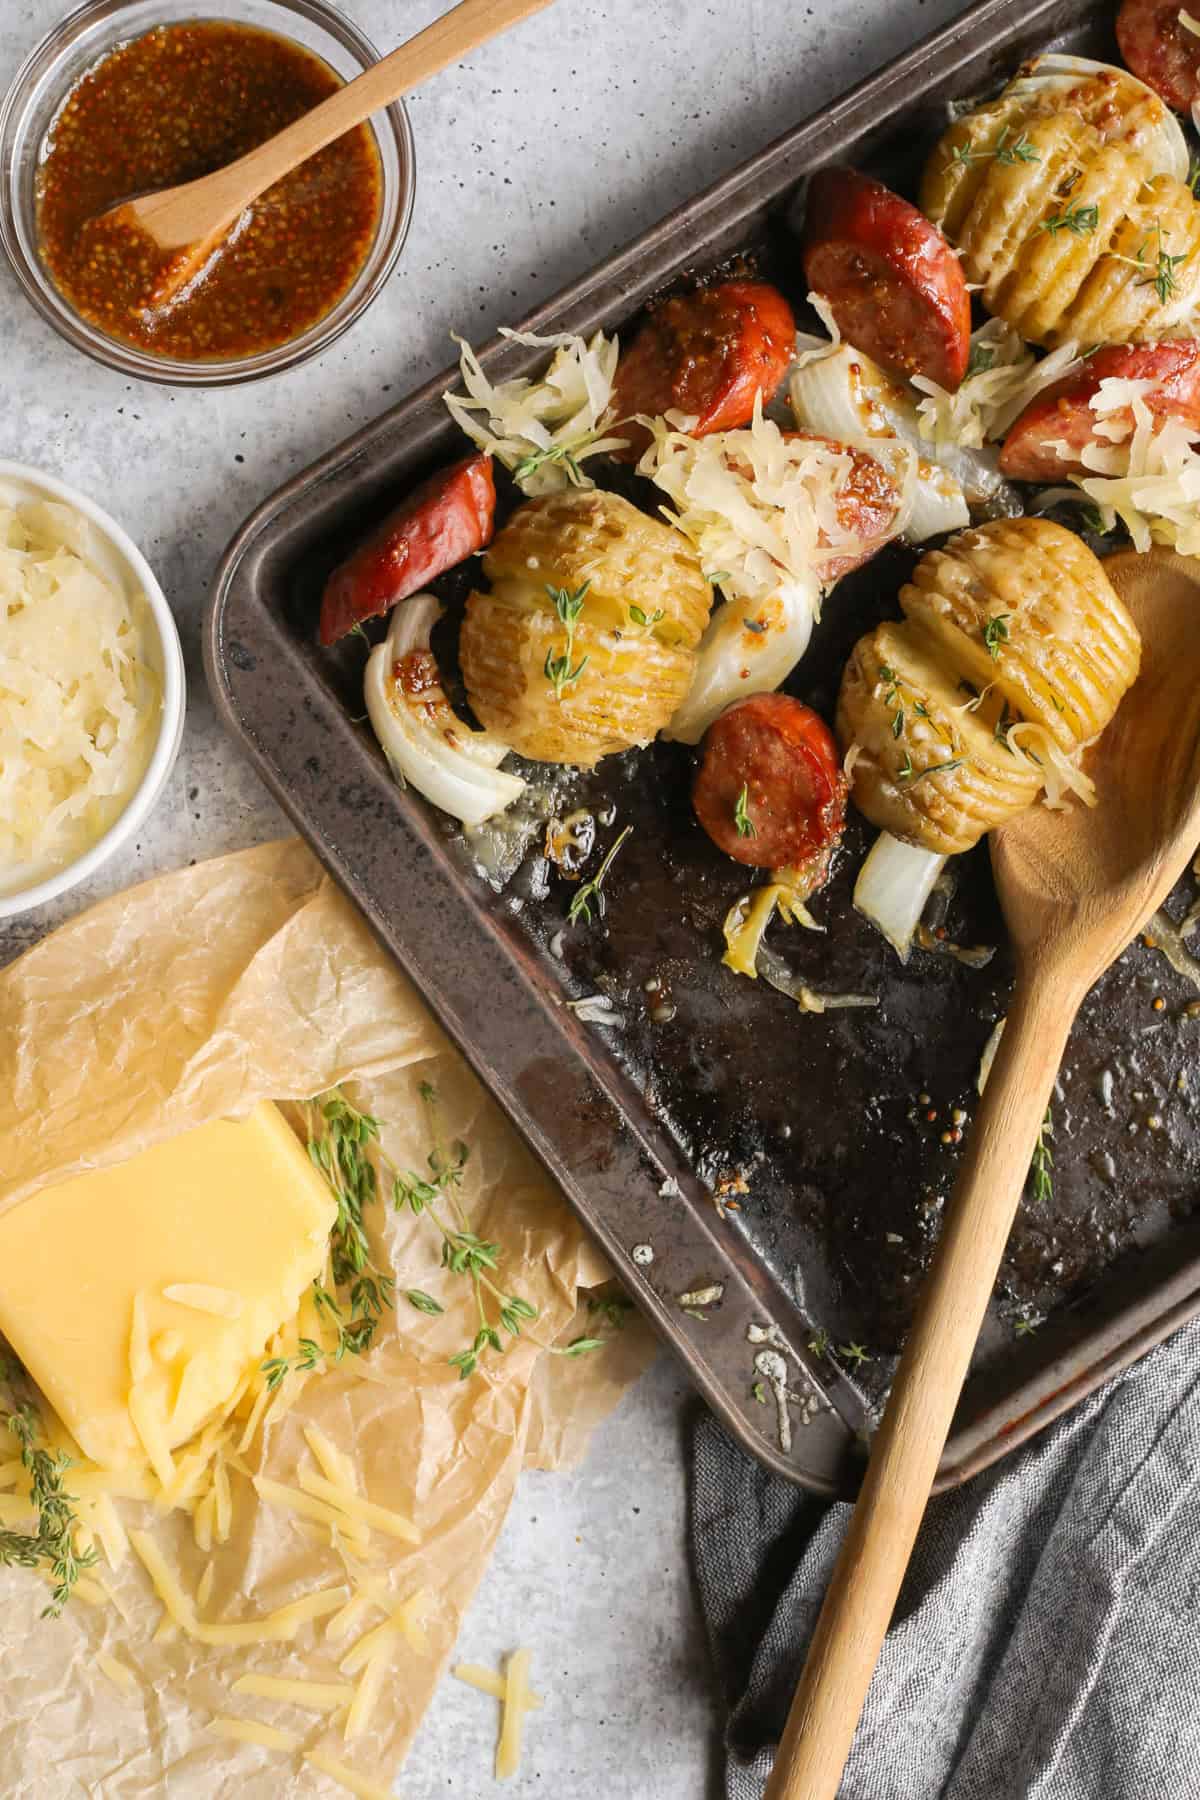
94,0 -> 555,306
765,547 -> 1200,1800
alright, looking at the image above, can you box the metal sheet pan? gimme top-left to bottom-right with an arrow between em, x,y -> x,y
205,0 -> 1200,1493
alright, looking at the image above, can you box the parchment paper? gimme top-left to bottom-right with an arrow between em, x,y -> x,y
0,839 -> 657,1797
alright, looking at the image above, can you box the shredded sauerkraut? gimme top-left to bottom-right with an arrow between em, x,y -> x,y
1006,721 -> 1098,809
1062,379 -> 1200,555
443,328 -> 628,496
722,873 -> 823,978
911,320 -> 1082,450
0,496 -> 159,883
637,397 -> 885,605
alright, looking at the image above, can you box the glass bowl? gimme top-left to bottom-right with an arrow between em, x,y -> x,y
0,0 -> 415,387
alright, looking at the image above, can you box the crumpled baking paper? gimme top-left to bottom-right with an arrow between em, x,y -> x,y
0,839 -> 656,1797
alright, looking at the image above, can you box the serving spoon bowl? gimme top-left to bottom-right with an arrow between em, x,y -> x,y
88,0 -> 554,309
765,546 -> 1200,1800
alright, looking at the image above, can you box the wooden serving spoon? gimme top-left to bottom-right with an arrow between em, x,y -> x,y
764,547 -> 1200,1800
93,0 -> 555,307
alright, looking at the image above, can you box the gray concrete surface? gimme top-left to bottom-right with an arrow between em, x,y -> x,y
0,0 -> 971,1790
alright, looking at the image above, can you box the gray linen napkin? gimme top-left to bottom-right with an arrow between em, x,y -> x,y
690,1316 -> 1200,1799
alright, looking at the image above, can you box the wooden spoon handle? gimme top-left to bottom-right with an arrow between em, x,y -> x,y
147,0 -> 556,240
763,970 -> 1081,1800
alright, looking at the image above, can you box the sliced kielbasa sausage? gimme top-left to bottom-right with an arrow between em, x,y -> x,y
999,341 -> 1200,481
693,692 -> 847,873
319,453 -> 496,646
802,167 -> 971,391
1116,0 -> 1200,112
611,280 -> 796,458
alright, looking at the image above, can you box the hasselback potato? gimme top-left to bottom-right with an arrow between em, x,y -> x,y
837,518 -> 1141,854
921,61 -> 1200,347
460,489 -> 712,766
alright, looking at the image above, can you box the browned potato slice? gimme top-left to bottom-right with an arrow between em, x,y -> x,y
923,68 -> 1200,347
838,519 -> 1141,853
838,622 -> 1042,854
952,115 -> 1086,291
901,519 -> 1142,751
991,146 -> 1144,344
461,489 -> 712,767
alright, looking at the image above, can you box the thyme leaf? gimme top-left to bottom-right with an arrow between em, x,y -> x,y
1039,200 -> 1099,238
951,125 -> 1040,169
983,613 -> 1011,660
734,784 -> 756,839
543,581 -> 591,698
1030,1105 -> 1054,1205
568,824 -> 632,926
0,1395 -> 97,1617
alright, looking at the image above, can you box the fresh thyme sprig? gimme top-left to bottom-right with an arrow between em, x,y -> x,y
264,1085 -> 540,1388
394,1082 -> 541,1381
262,1092 -> 398,1387
983,613 -> 1011,660
513,442 -> 584,485
587,1290 -> 635,1331
0,1395 -> 97,1617
1039,200 -> 1099,238
567,824 -> 632,926
734,784 -> 756,839
1107,220 -> 1189,305
543,581 -> 590,698
898,753 -> 966,783
950,125 -> 1040,169
1030,1105 -> 1054,1205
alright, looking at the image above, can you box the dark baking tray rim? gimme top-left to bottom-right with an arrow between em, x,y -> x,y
205,0 -> 1200,1493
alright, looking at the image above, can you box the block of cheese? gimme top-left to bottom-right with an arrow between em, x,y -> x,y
0,1102 -> 335,1472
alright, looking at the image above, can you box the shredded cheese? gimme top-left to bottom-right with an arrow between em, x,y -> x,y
295,1469 -> 419,1544
196,1560 -> 215,1611
253,1475 -> 371,1551
208,1716 -> 301,1752
88,1492 -> 129,1570
912,321 -> 1081,449
454,1663 -> 544,1708
305,1749 -> 394,1800
497,1648 -> 534,1779
127,1385 -> 175,1491
193,1486 -> 215,1553
303,1424 -> 358,1497
444,327 -> 627,495
339,1618 -> 399,1677
235,1375 -> 274,1456
0,492 -> 160,881
232,1673 -> 355,1711
1066,381 -> 1200,554
162,1284 -> 244,1320
95,1650 -> 137,1694
344,1644 -> 391,1741
325,1592 -> 373,1645
129,1529 -> 347,1646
